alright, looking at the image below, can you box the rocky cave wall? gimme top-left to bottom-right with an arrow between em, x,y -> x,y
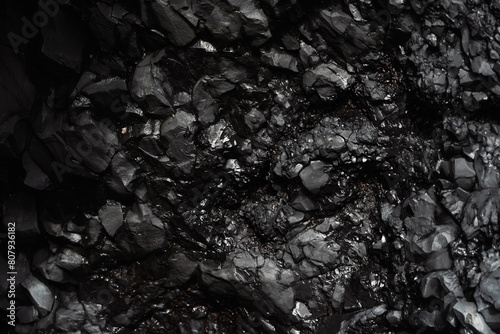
2,0 -> 500,333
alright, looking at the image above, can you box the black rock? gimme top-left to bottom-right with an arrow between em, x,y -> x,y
2,192 -> 40,239
117,202 -> 167,255
110,152 -> 141,193
130,50 -> 174,116
205,4 -> 242,43
302,62 -> 354,102
149,0 -> 196,46
41,9 -> 86,72
164,252 -> 198,287
160,110 -> 197,174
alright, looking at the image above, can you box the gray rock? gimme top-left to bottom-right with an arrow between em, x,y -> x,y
299,161 -> 330,194
244,108 -> 266,132
303,239 -> 339,265
453,299 -> 495,334
478,268 -> 500,310
98,202 -> 123,237
453,157 -> 476,190
33,248 -> 66,283
22,274 -> 54,316
63,119 -> 117,174
479,307 -> 500,331
261,48 -> 299,72
227,0 -> 271,45
319,8 -> 352,35
386,310 -> 402,324
424,248 -> 453,271
409,189 -> 437,218
55,292 -> 85,332
165,252 -> 199,287
462,189 -> 500,239
53,248 -> 88,271
329,135 -> 346,151
303,62 -> 354,101
292,301 -> 312,320
206,119 -> 236,150
299,42 -> 321,68
291,192 -> 319,212
258,260 -> 295,314
421,271 -> 463,302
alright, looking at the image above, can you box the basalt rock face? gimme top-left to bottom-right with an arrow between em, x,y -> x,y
2,0 -> 500,333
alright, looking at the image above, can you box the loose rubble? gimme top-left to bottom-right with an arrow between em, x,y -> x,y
2,0 -> 500,333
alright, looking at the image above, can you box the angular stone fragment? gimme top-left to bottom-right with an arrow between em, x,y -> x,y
33,248 -> 66,283
150,0 -> 196,46
160,110 -> 197,173
478,269 -> 500,310
261,48 -> 299,72
82,77 -> 127,111
386,310 -> 402,324
193,78 -> 218,126
110,152 -> 140,192
227,0 -> 271,45
424,248 -> 452,271
118,203 -> 166,255
258,260 -> 295,314
206,119 -> 236,150
303,62 -> 354,101
98,202 -> 123,237
299,161 -> 330,194
409,189 -> 437,218
22,274 -> 54,316
319,8 -> 352,35
244,108 -> 266,132
55,292 -> 85,332
291,192 -> 319,212
453,299 -> 495,334
479,307 -> 500,331
292,301 -> 312,320
63,115 -> 118,174
453,157 -> 476,189
165,252 -> 198,287
54,248 -> 88,271
300,42 -> 321,68
462,189 -> 500,239
130,50 -> 174,116
205,5 -> 242,42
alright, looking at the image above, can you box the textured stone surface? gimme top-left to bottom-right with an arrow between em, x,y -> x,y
3,0 -> 500,332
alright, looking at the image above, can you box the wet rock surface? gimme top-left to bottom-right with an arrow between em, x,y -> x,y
2,0 -> 500,333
